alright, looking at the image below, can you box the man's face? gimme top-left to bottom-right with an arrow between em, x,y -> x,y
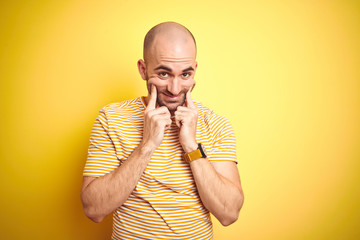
144,37 -> 197,112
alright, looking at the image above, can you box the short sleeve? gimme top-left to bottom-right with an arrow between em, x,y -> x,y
83,108 -> 120,177
209,117 -> 238,163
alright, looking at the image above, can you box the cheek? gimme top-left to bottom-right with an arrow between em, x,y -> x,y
186,78 -> 195,86
183,79 -> 195,91
147,77 -> 167,88
146,77 -> 165,94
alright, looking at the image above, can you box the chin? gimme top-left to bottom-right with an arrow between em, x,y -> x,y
162,102 -> 181,112
158,95 -> 185,111
159,100 -> 184,112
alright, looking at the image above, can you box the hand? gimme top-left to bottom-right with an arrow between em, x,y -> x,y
174,88 -> 198,153
141,85 -> 172,150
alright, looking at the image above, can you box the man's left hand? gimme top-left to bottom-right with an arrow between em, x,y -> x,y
175,88 -> 198,153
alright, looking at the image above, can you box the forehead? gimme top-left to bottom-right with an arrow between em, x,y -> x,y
147,35 -> 196,71
150,58 -> 195,73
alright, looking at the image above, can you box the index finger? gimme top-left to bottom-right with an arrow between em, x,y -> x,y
185,86 -> 196,109
147,85 -> 157,110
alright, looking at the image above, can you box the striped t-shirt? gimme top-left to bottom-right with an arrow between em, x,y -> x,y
83,97 -> 237,239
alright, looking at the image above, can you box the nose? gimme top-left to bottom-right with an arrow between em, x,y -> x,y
167,77 -> 181,95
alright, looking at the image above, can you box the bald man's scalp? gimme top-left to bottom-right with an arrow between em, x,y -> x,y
143,22 -> 197,63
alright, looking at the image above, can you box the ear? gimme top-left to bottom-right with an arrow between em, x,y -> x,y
194,61 -> 198,75
137,59 -> 147,80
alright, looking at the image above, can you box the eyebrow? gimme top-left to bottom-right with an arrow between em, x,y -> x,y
182,67 -> 194,72
154,65 -> 194,72
154,65 -> 172,72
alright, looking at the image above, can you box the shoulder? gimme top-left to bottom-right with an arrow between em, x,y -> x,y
102,97 -> 141,112
194,100 -> 232,128
98,97 -> 143,116
93,97 -> 144,126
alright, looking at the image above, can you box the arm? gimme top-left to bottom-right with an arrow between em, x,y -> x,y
174,90 -> 244,226
189,159 -> 244,226
180,142 -> 244,226
81,144 -> 154,223
81,86 -> 171,223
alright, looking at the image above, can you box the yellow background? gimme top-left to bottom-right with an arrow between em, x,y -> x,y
1,0 -> 359,239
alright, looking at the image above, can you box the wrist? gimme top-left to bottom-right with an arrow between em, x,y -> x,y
183,143 -> 207,163
138,141 -> 156,156
183,142 -> 198,153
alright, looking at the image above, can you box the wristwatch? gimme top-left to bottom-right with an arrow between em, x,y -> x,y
183,143 -> 207,163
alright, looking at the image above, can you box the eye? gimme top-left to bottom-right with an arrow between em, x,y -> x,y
159,72 -> 168,78
182,72 -> 191,79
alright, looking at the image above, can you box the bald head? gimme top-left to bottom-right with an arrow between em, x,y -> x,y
143,22 -> 197,63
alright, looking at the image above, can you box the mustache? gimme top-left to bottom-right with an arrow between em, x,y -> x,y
160,89 -> 187,96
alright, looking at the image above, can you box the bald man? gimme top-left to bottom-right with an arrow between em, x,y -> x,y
81,22 -> 244,239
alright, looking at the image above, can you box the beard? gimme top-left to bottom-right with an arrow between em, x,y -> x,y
157,89 -> 187,112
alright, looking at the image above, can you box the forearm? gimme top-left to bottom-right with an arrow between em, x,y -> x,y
81,144 -> 154,222
190,158 -> 244,226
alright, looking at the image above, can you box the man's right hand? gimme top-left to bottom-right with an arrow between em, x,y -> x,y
141,85 -> 171,150
82,86 -> 171,223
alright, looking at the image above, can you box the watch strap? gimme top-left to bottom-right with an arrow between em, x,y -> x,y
183,143 -> 207,163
